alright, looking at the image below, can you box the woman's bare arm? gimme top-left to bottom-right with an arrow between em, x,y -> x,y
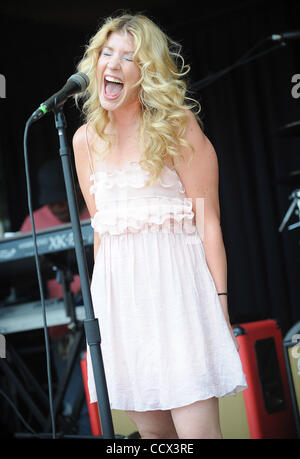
173,111 -> 229,323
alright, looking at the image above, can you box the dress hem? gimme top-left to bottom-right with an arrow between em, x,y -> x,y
89,382 -> 248,412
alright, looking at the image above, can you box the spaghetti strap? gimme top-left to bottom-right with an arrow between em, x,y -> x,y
85,122 -> 95,176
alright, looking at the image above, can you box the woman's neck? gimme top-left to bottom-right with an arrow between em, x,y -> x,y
108,101 -> 141,135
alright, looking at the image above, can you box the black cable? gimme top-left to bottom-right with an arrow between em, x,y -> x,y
23,118 -> 56,439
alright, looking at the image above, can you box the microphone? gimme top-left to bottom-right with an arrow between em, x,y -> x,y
270,30 -> 300,42
29,72 -> 89,123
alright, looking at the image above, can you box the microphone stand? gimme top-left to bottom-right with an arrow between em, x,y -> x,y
53,106 -> 115,439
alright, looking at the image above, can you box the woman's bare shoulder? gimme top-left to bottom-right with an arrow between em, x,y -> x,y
73,123 -> 88,156
72,124 -> 91,180
73,122 -> 105,159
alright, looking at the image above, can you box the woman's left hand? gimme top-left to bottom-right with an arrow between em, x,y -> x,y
227,323 -> 240,352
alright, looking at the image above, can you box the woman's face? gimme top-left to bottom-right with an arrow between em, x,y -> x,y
97,31 -> 141,113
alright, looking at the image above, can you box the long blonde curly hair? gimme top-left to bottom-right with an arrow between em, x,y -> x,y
76,13 -> 204,186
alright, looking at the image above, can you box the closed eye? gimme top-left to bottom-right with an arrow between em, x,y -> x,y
123,54 -> 133,62
100,47 -> 134,61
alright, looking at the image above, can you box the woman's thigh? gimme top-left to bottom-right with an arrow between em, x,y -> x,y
125,409 -> 178,439
171,398 -> 222,439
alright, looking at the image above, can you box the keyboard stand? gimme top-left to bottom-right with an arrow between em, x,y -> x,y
0,266 -> 88,436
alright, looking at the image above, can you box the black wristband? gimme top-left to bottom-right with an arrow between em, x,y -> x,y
217,292 -> 228,296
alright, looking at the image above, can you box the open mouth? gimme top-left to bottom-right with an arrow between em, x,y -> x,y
104,75 -> 124,99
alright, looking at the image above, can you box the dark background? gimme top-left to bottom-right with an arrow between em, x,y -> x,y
0,1 -> 299,336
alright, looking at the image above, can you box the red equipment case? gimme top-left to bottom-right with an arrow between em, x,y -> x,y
234,319 -> 297,438
80,352 -> 102,436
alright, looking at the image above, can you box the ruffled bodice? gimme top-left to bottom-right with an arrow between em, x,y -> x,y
89,161 -> 197,236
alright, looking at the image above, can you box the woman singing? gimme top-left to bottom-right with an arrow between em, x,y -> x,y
73,13 -> 247,439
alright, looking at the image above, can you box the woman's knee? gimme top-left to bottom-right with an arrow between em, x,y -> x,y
171,398 -> 222,439
125,409 -> 178,439
139,429 -> 176,439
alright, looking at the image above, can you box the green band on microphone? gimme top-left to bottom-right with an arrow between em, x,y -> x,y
38,105 -> 47,114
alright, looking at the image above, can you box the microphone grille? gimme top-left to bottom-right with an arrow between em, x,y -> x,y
68,72 -> 90,91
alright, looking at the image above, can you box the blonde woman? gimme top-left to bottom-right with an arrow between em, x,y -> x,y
73,13 -> 247,439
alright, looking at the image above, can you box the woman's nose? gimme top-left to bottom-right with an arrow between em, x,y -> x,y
107,54 -> 121,70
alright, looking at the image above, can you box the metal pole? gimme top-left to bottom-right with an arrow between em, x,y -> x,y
53,107 -> 114,439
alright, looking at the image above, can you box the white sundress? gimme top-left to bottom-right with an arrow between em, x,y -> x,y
85,130 -> 247,412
